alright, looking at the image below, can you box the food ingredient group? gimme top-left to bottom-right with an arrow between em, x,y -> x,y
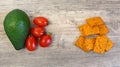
4,9 -> 52,51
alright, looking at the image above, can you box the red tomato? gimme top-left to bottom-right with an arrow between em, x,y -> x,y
30,26 -> 44,37
33,16 -> 48,27
25,35 -> 37,51
39,34 -> 52,47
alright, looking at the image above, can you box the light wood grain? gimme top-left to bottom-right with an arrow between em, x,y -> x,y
0,0 -> 120,67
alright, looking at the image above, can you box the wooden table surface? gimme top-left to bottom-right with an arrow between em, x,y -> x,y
0,0 -> 120,67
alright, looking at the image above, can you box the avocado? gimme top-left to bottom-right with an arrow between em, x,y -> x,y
4,9 -> 30,50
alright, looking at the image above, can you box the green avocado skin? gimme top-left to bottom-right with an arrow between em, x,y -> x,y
4,9 -> 30,50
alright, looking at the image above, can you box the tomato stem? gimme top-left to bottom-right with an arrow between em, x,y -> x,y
48,32 -> 52,36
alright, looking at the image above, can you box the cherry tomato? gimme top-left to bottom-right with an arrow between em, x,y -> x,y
25,35 -> 37,51
39,34 -> 52,47
30,26 -> 44,37
33,16 -> 48,27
